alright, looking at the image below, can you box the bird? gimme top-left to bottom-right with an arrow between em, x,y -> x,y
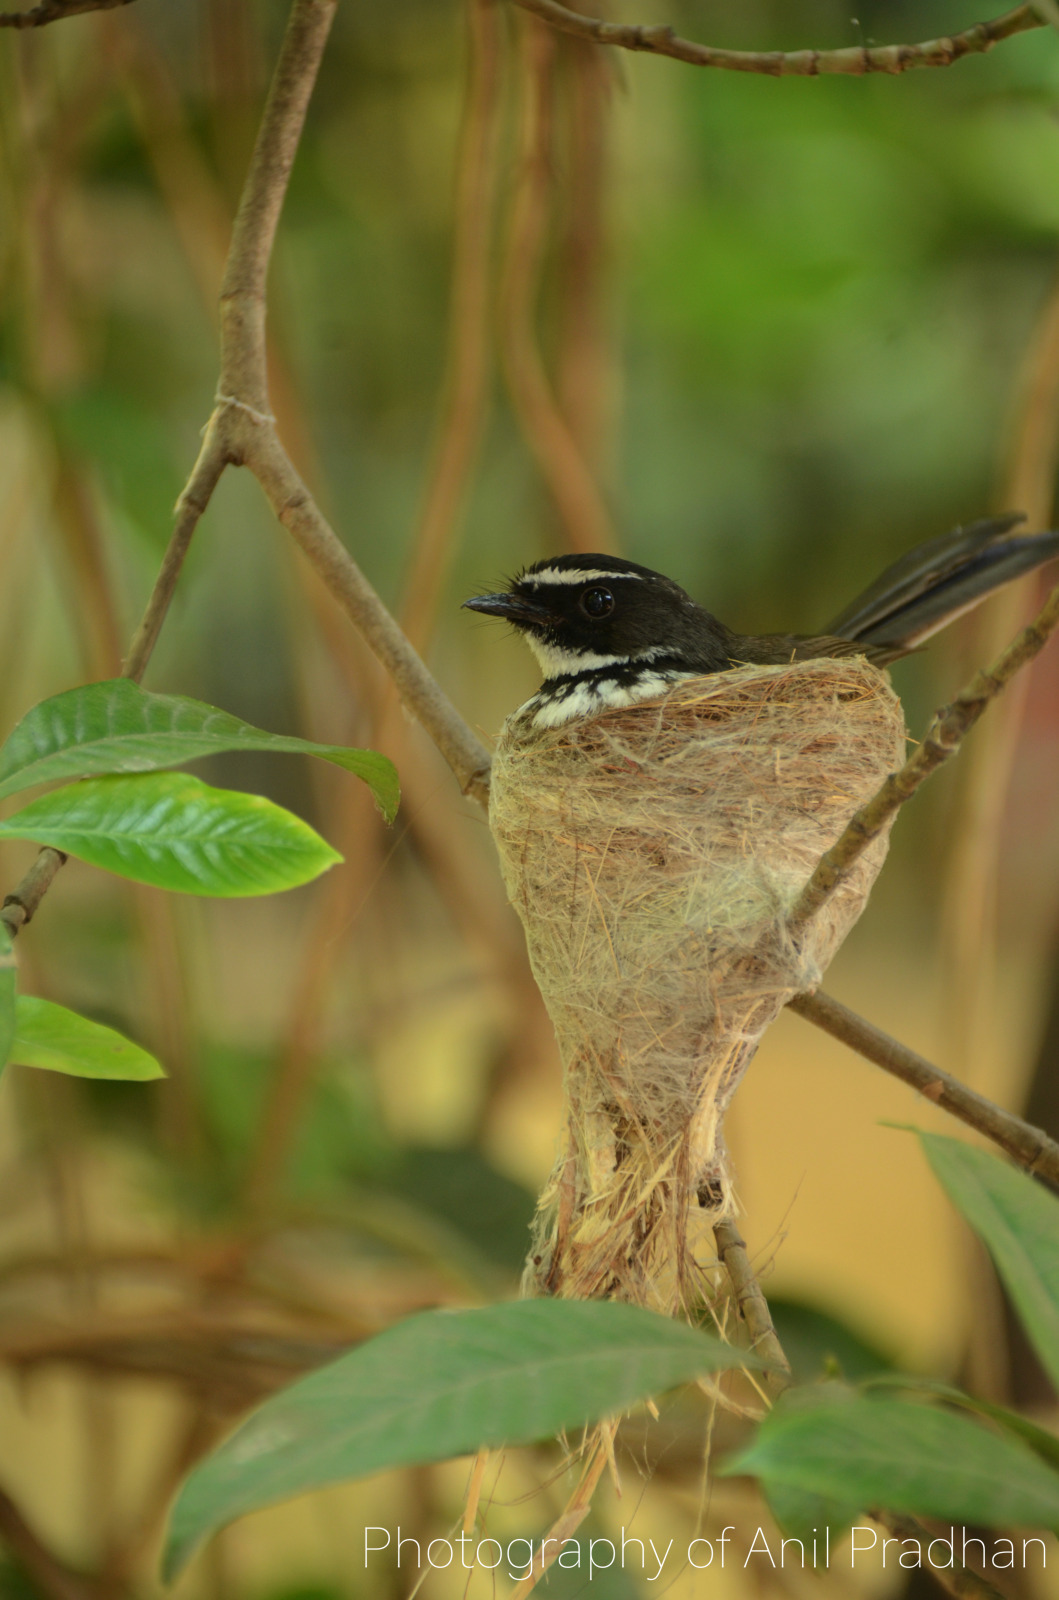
463,513 -> 1059,730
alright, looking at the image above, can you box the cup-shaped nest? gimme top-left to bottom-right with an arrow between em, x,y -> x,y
489,656 -> 907,1316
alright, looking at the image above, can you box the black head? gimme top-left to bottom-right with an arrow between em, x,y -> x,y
463,553 -> 731,680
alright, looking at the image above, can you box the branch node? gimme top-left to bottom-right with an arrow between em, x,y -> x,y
214,391 -> 276,427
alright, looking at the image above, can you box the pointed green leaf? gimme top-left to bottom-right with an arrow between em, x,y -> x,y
725,1396 -> 1059,1529
0,773 -> 342,897
0,680 -> 398,822
762,1482 -> 859,1544
9,997 -> 164,1081
163,1300 -> 761,1582
0,925 -> 15,1074
862,1373 -> 1059,1473
919,1133 -> 1059,1394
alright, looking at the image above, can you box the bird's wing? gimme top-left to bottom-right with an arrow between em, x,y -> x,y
825,513 -> 1059,649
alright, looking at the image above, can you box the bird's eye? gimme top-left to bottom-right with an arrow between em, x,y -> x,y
580,587 -> 614,618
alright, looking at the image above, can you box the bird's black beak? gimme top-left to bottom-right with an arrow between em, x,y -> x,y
463,591 -> 556,628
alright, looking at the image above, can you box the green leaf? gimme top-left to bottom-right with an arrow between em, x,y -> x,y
762,1482 -> 859,1544
769,1298 -> 894,1383
0,680 -> 398,822
725,1396 -> 1059,1529
9,997 -> 164,1081
918,1133 -> 1059,1394
163,1300 -> 761,1582
0,773 -> 342,897
0,925 -> 15,1074
862,1374 -> 1059,1473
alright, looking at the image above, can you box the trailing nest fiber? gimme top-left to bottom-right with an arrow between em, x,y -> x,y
489,656 -> 907,1317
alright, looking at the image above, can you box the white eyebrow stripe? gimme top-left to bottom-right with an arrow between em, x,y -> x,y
522,568 -> 644,586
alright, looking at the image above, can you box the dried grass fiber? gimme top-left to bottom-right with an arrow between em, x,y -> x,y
489,657 -> 907,1315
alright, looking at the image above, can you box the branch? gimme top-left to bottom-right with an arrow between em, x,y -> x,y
511,0 -> 1043,75
790,989 -> 1059,1189
187,0 -> 492,802
1,848 -> 66,938
399,0 -> 503,651
500,15 -> 617,552
0,0 -> 132,26
788,578 -> 1059,928
713,1218 -> 790,1397
2,0 -> 493,948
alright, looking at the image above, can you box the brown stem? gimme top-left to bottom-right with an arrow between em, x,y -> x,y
399,0 -> 504,652
939,265 -> 1059,1094
122,427 -> 228,683
0,0 -> 133,26
788,579 -> 1059,927
511,0 -> 1042,75
555,29 -> 612,467
217,0 -> 336,416
713,1217 -> 790,1396
249,434 -> 492,801
1,848 -> 67,938
790,988 -> 1059,1188
500,14 -> 616,552
4,0 -> 493,957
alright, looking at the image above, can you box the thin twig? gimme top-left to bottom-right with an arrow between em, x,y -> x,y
121,426 -> 228,683
712,1218 -> 790,1397
789,989 -> 1059,1189
2,0 -> 492,952
500,14 -> 616,552
940,266 -> 1059,1097
789,579 -> 1059,927
399,0 -> 503,651
510,0 -> 1042,75
1,848 -> 67,937
0,0 -> 132,26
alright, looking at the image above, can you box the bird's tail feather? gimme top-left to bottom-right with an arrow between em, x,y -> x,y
826,514 -> 1059,651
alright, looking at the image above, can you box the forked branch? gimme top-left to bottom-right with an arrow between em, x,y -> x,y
510,0 -> 1043,75
6,0 -> 1057,1227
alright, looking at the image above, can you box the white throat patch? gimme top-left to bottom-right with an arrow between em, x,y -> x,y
524,637 -> 628,678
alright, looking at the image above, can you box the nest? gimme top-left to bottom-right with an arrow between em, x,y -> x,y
489,656 -> 907,1316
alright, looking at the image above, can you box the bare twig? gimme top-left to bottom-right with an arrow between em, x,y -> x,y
2,0 -> 492,952
788,579 -> 1059,927
399,0 -> 503,651
510,0 -> 1043,75
122,427 -> 228,684
712,1218 -> 790,1397
1,848 -> 67,938
940,265 -> 1059,1098
500,14 -> 616,552
789,988 -> 1059,1188
556,31 -> 613,468
0,0 -> 132,26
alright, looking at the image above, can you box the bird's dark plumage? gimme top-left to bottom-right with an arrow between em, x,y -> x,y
463,515 -> 1059,728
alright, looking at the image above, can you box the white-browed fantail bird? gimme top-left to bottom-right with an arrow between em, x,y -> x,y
463,514 -> 1059,728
